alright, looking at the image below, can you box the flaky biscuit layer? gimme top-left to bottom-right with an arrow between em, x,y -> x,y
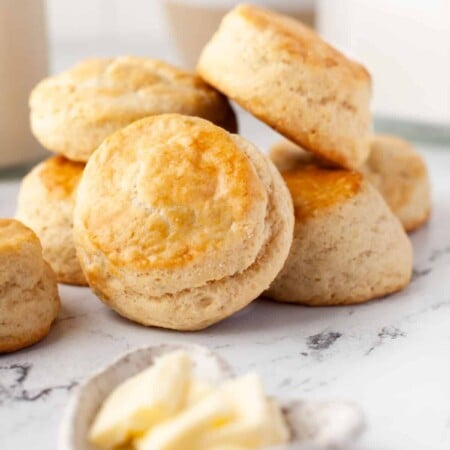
16,156 -> 87,285
74,114 -> 294,330
30,57 -> 237,162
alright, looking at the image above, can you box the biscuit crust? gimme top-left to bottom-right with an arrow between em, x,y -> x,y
197,4 -> 372,169
266,168 -> 413,306
0,220 -> 60,353
0,218 -> 43,289
74,114 -> 294,330
270,136 -> 431,232
16,156 -> 87,285
283,167 -> 362,220
362,135 -> 431,232
30,57 -> 238,162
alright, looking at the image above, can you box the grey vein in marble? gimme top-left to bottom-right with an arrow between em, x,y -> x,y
306,331 -> 343,351
0,363 -> 78,404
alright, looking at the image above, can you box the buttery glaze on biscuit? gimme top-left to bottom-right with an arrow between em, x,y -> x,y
16,156 -> 87,285
30,57 -> 238,162
81,117 -> 266,272
197,4 -> 372,169
282,168 -> 362,220
74,114 -> 294,330
0,219 -> 60,353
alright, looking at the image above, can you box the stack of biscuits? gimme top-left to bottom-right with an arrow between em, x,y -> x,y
16,56 -> 238,287
1,4 -> 431,351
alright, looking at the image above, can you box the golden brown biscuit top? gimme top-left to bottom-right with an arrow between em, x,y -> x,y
39,156 -> 85,200
30,57 -> 224,112
0,219 -> 40,253
235,4 -> 370,81
53,57 -> 209,92
283,167 -> 362,220
76,114 -> 267,270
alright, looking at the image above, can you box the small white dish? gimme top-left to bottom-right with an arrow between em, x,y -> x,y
59,343 -> 364,450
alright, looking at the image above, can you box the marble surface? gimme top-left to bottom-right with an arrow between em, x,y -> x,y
1,113 -> 450,450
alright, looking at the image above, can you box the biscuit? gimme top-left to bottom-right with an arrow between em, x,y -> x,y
269,136 -> 431,231
30,56 -> 238,162
16,156 -> 87,285
362,134 -> 431,232
197,4 -> 372,169
74,114 -> 294,330
269,139 -> 317,172
0,219 -> 60,353
265,166 -> 412,305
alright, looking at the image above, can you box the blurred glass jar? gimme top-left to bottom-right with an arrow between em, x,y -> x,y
317,0 -> 450,143
163,0 -> 315,69
0,0 -> 48,170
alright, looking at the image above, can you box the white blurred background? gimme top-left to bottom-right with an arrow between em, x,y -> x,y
1,0 -> 449,168
46,0 -> 175,71
44,0 -> 450,126
318,0 -> 450,127
43,0 -> 317,153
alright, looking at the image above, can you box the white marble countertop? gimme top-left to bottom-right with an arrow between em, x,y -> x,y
1,112 -> 450,450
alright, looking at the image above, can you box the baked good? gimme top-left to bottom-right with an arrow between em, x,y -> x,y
269,139 -> 317,172
197,4 -> 372,169
266,166 -> 412,305
362,134 -> 431,232
269,136 -> 431,231
30,56 -> 238,162
0,219 -> 60,353
73,114 -> 294,330
16,156 -> 87,285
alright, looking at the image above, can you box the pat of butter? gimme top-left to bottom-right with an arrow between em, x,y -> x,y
89,352 -> 290,450
186,379 -> 215,406
135,374 -> 290,450
88,351 -> 192,449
